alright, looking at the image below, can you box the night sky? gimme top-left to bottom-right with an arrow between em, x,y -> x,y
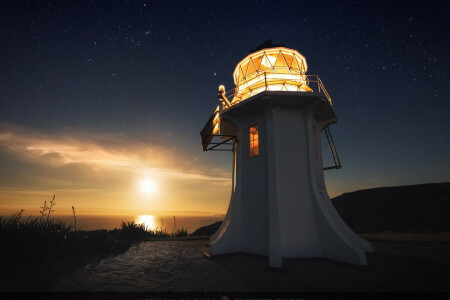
0,0 -> 449,215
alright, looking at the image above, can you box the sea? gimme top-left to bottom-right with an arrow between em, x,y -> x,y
5,215 -> 225,234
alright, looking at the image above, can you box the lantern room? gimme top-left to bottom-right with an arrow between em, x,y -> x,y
205,45 -> 335,153
230,47 -> 312,104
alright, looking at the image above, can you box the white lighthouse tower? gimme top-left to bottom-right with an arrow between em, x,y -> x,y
200,44 -> 372,268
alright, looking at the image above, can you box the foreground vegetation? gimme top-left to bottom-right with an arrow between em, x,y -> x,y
0,197 -> 189,262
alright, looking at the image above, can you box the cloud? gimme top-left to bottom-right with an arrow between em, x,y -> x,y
0,122 -> 230,183
0,122 -> 232,215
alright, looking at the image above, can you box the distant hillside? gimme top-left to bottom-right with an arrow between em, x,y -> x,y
191,221 -> 222,236
332,182 -> 450,233
192,183 -> 450,236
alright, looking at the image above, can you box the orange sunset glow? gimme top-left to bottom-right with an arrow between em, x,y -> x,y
0,122 -> 232,216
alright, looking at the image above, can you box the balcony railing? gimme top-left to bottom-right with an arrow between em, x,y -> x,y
220,74 -> 332,109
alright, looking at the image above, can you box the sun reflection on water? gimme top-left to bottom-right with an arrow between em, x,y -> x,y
136,215 -> 158,231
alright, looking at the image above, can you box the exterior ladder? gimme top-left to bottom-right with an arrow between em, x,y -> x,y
323,126 -> 342,170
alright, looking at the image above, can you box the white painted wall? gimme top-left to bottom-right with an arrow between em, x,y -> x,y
209,92 -> 372,267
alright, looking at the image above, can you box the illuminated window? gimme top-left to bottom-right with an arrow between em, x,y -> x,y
249,125 -> 259,157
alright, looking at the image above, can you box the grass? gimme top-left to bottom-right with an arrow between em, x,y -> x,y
0,212 -> 191,262
0,197 -> 191,262
118,220 -> 169,238
0,210 -> 122,261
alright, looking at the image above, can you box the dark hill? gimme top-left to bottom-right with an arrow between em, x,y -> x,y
192,183 -> 450,236
190,221 -> 223,236
332,182 -> 450,233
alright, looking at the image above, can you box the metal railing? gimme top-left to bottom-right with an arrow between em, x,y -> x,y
317,76 -> 332,105
221,74 -> 332,109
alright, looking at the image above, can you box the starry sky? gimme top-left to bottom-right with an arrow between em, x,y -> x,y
0,0 -> 449,216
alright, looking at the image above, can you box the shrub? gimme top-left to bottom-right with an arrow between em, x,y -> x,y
172,228 -> 188,237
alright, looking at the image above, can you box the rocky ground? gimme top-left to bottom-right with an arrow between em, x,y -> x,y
42,240 -> 450,292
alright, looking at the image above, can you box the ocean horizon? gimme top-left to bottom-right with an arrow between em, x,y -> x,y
3,214 -> 225,233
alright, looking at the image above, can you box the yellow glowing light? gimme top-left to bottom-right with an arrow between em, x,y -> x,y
230,47 -> 312,104
140,179 -> 157,194
136,215 -> 158,231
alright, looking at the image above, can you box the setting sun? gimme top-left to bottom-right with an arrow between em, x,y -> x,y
140,179 -> 157,194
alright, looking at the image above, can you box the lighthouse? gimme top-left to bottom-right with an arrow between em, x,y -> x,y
200,43 -> 372,268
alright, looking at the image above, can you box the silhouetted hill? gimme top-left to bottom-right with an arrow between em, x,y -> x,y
190,221 -> 222,236
332,182 -> 450,233
192,183 -> 450,236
